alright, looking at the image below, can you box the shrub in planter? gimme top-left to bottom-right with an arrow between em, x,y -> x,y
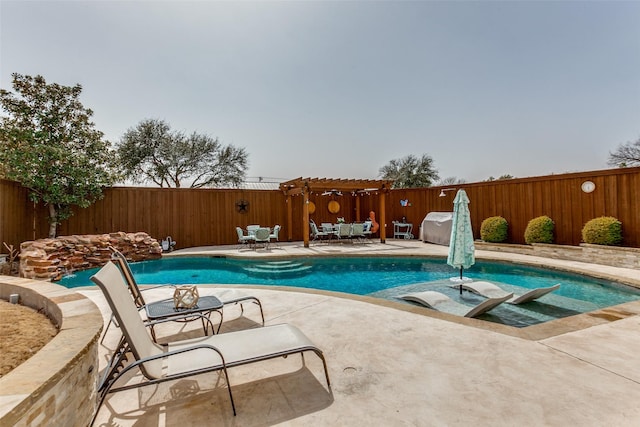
581,216 -> 622,245
480,216 -> 508,243
524,215 -> 554,244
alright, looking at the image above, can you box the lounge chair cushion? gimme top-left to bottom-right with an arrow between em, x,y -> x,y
168,324 -> 315,375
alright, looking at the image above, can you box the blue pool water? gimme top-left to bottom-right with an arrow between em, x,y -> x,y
58,256 -> 640,328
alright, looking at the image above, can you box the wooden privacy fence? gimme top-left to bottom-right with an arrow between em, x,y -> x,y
0,180 -> 36,253
386,167 -> 639,248
1,167 -> 639,251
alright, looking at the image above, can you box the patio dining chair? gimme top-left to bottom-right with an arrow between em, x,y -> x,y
335,223 -> 352,240
104,248 -> 264,343
269,224 -> 281,247
350,223 -> 366,243
89,261 -> 330,426
310,220 -> 331,242
236,226 -> 255,249
362,221 -> 373,241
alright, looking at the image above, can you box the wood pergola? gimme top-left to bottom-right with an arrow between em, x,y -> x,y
279,177 -> 393,247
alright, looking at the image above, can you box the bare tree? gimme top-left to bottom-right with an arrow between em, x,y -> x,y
608,138 -> 640,167
437,176 -> 467,186
486,174 -> 515,181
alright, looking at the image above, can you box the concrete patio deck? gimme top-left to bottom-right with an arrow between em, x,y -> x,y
84,241 -> 640,426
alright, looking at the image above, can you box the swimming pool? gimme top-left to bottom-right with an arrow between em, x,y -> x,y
59,256 -> 640,328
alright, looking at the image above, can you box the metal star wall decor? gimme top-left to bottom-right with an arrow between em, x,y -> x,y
235,199 -> 249,213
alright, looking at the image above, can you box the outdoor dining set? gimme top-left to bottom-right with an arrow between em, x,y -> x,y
309,220 -> 372,243
236,225 -> 280,250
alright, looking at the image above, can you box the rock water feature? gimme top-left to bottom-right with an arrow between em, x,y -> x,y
19,232 -> 162,281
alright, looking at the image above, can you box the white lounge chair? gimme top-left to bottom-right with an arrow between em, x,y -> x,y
457,281 -> 561,304
90,261 -> 330,426
399,290 -> 513,318
104,249 -> 264,342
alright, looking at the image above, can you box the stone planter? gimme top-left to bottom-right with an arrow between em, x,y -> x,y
0,277 -> 103,427
475,241 -> 639,270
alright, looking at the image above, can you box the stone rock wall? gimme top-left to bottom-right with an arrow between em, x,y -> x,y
475,241 -> 640,270
20,232 -> 162,281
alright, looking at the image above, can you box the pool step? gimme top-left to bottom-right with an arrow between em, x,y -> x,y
242,260 -> 312,277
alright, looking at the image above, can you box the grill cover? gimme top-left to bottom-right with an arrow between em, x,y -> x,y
420,212 -> 453,245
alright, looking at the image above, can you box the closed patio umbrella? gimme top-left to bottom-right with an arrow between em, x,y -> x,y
447,189 -> 475,294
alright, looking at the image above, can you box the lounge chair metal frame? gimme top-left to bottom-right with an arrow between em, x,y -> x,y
103,249 -> 224,342
90,261 -> 331,426
103,248 -> 265,343
95,315 -> 225,417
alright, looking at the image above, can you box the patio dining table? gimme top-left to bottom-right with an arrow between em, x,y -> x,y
244,225 -> 275,249
246,225 -> 261,235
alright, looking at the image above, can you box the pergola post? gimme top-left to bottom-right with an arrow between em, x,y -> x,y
302,184 -> 310,248
355,195 -> 361,222
379,187 -> 387,244
286,194 -> 293,241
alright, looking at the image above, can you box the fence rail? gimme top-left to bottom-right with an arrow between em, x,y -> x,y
1,167 -> 638,251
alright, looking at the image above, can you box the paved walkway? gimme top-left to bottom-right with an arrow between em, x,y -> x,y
86,241 -> 640,426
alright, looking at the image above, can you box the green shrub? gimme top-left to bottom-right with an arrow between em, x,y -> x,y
480,216 -> 508,243
581,216 -> 622,245
524,215 -> 554,244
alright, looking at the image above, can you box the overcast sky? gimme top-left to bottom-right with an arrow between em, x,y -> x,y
1,0 -> 639,184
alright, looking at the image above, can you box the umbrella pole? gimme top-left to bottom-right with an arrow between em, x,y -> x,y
459,267 -> 463,294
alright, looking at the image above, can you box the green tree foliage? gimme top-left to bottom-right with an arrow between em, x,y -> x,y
608,137 -> 640,167
117,119 -> 248,188
379,154 -> 439,188
0,73 -> 117,237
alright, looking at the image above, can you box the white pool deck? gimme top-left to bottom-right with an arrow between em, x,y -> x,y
85,240 -> 640,426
